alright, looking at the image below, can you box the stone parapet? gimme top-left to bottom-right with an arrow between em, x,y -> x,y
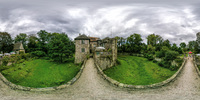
193,56 -> 200,77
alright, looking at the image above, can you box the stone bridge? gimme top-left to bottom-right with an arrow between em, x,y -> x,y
0,58 -> 200,100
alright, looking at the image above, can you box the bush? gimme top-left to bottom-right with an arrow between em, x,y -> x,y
155,51 -> 165,58
30,51 -> 46,57
2,56 -> 10,66
169,65 -> 179,71
158,60 -> 171,68
116,59 -> 121,65
174,58 -> 184,67
147,54 -> 154,61
20,53 -> 31,60
152,59 -> 157,63
164,50 -> 179,61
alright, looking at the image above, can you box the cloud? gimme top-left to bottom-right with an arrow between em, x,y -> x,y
0,0 -> 200,45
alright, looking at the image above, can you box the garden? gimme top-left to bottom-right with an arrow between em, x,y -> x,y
104,55 -> 182,85
0,53 -> 81,88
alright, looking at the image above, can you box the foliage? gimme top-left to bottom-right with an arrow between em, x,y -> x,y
146,34 -> 163,47
104,55 -> 176,85
27,34 -> 38,52
0,32 -> 13,53
48,33 -> 74,62
14,33 -> 28,51
180,42 -> 186,48
155,51 -> 165,58
1,59 -> 81,88
1,56 -> 10,66
146,54 -> 154,61
30,51 -> 46,57
164,50 -> 179,61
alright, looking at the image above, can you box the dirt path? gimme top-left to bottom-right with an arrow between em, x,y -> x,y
0,58 -> 200,100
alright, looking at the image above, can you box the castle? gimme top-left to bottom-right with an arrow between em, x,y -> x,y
74,34 -> 117,70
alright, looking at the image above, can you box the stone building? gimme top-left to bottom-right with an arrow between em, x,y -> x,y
94,37 -> 117,70
74,34 -> 90,64
89,37 -> 100,53
13,42 -> 25,54
74,34 -> 117,69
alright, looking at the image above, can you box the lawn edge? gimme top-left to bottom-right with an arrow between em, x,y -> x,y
95,58 -> 187,89
0,59 -> 87,91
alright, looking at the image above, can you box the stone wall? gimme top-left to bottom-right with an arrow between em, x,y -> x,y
94,38 -> 117,70
75,40 -> 90,64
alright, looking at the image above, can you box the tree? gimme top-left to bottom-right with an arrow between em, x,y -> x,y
188,41 -> 196,51
171,43 -> 178,51
127,33 -> 143,53
147,34 -> 163,47
37,30 -> 50,54
27,34 -> 38,52
162,39 -> 171,48
0,32 -> 13,53
180,42 -> 186,49
48,33 -> 74,62
14,33 -> 28,51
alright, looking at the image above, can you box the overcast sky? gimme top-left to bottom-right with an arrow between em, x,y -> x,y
0,0 -> 200,44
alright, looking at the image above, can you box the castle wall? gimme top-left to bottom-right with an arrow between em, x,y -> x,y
75,40 -> 90,64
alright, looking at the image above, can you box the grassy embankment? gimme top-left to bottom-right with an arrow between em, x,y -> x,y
104,55 -> 177,85
1,59 -> 81,88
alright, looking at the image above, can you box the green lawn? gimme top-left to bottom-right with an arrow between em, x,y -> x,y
104,55 -> 176,85
1,59 -> 81,88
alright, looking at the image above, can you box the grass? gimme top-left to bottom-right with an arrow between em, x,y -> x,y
1,59 -> 81,88
104,55 -> 176,85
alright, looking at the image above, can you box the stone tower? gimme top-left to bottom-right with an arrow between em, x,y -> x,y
74,34 -> 90,64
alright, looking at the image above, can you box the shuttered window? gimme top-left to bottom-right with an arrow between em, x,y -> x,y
81,48 -> 85,52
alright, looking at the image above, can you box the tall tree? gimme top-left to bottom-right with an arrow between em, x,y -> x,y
162,39 -> 171,48
37,30 -> 51,54
188,41 -> 196,51
180,42 -> 186,49
146,34 -> 163,47
27,34 -> 38,52
0,32 -> 13,53
48,33 -> 74,62
127,33 -> 143,53
171,43 -> 178,51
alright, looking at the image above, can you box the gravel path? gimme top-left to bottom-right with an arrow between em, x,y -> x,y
0,57 -> 200,100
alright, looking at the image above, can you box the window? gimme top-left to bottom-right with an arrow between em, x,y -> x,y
82,40 -> 85,44
81,48 -> 85,52
96,52 -> 100,55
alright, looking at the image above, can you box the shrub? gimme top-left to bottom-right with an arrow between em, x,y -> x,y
2,56 -> 10,66
147,54 -> 154,61
30,51 -> 46,57
116,59 -> 121,65
174,58 -> 184,67
20,53 -> 31,60
158,60 -> 171,68
169,65 -> 179,71
155,51 -> 165,58
164,50 -> 179,61
19,51 -> 25,54
152,59 -> 157,63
